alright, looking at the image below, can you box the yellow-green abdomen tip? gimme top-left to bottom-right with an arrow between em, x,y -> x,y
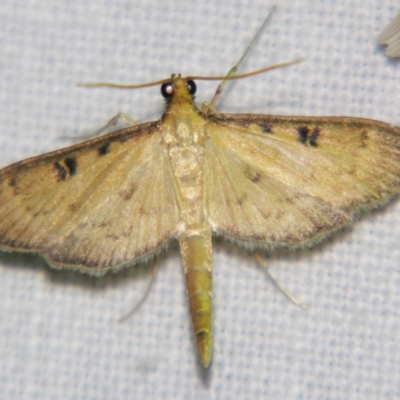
196,330 -> 212,367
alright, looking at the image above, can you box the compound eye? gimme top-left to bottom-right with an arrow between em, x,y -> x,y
161,82 -> 174,98
186,80 -> 197,95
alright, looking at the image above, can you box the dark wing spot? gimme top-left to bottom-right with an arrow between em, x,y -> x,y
244,168 -> 262,183
236,193 -> 248,206
119,184 -> 137,201
309,127 -> 320,147
54,162 -> 67,181
64,157 -> 77,176
139,206 -> 149,215
98,142 -> 110,156
67,202 -> 78,212
297,126 -> 309,144
360,130 -> 368,148
250,172 -> 261,183
260,124 -> 273,133
106,234 -> 119,241
7,178 -> 19,195
8,178 -> 17,187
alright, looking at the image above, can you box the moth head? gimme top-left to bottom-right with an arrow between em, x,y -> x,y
160,75 -> 197,102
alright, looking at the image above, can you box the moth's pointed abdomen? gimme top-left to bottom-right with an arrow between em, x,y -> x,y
195,327 -> 212,368
179,232 -> 213,368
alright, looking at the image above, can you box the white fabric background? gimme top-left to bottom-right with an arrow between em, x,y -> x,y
1,1 -> 400,399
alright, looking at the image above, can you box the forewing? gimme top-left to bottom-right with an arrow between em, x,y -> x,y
0,122 -> 181,273
204,114 -> 400,248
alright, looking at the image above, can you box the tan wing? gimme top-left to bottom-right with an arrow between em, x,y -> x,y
0,122 -> 181,274
204,114 -> 400,248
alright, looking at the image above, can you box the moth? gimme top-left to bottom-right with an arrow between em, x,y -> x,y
1,27 -> 400,369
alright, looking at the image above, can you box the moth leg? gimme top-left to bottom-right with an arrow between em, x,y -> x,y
201,101 -> 219,115
254,253 -> 307,309
207,7 -> 276,109
118,260 -> 159,323
96,112 -> 139,136
111,112 -> 139,126
65,113 -> 140,141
